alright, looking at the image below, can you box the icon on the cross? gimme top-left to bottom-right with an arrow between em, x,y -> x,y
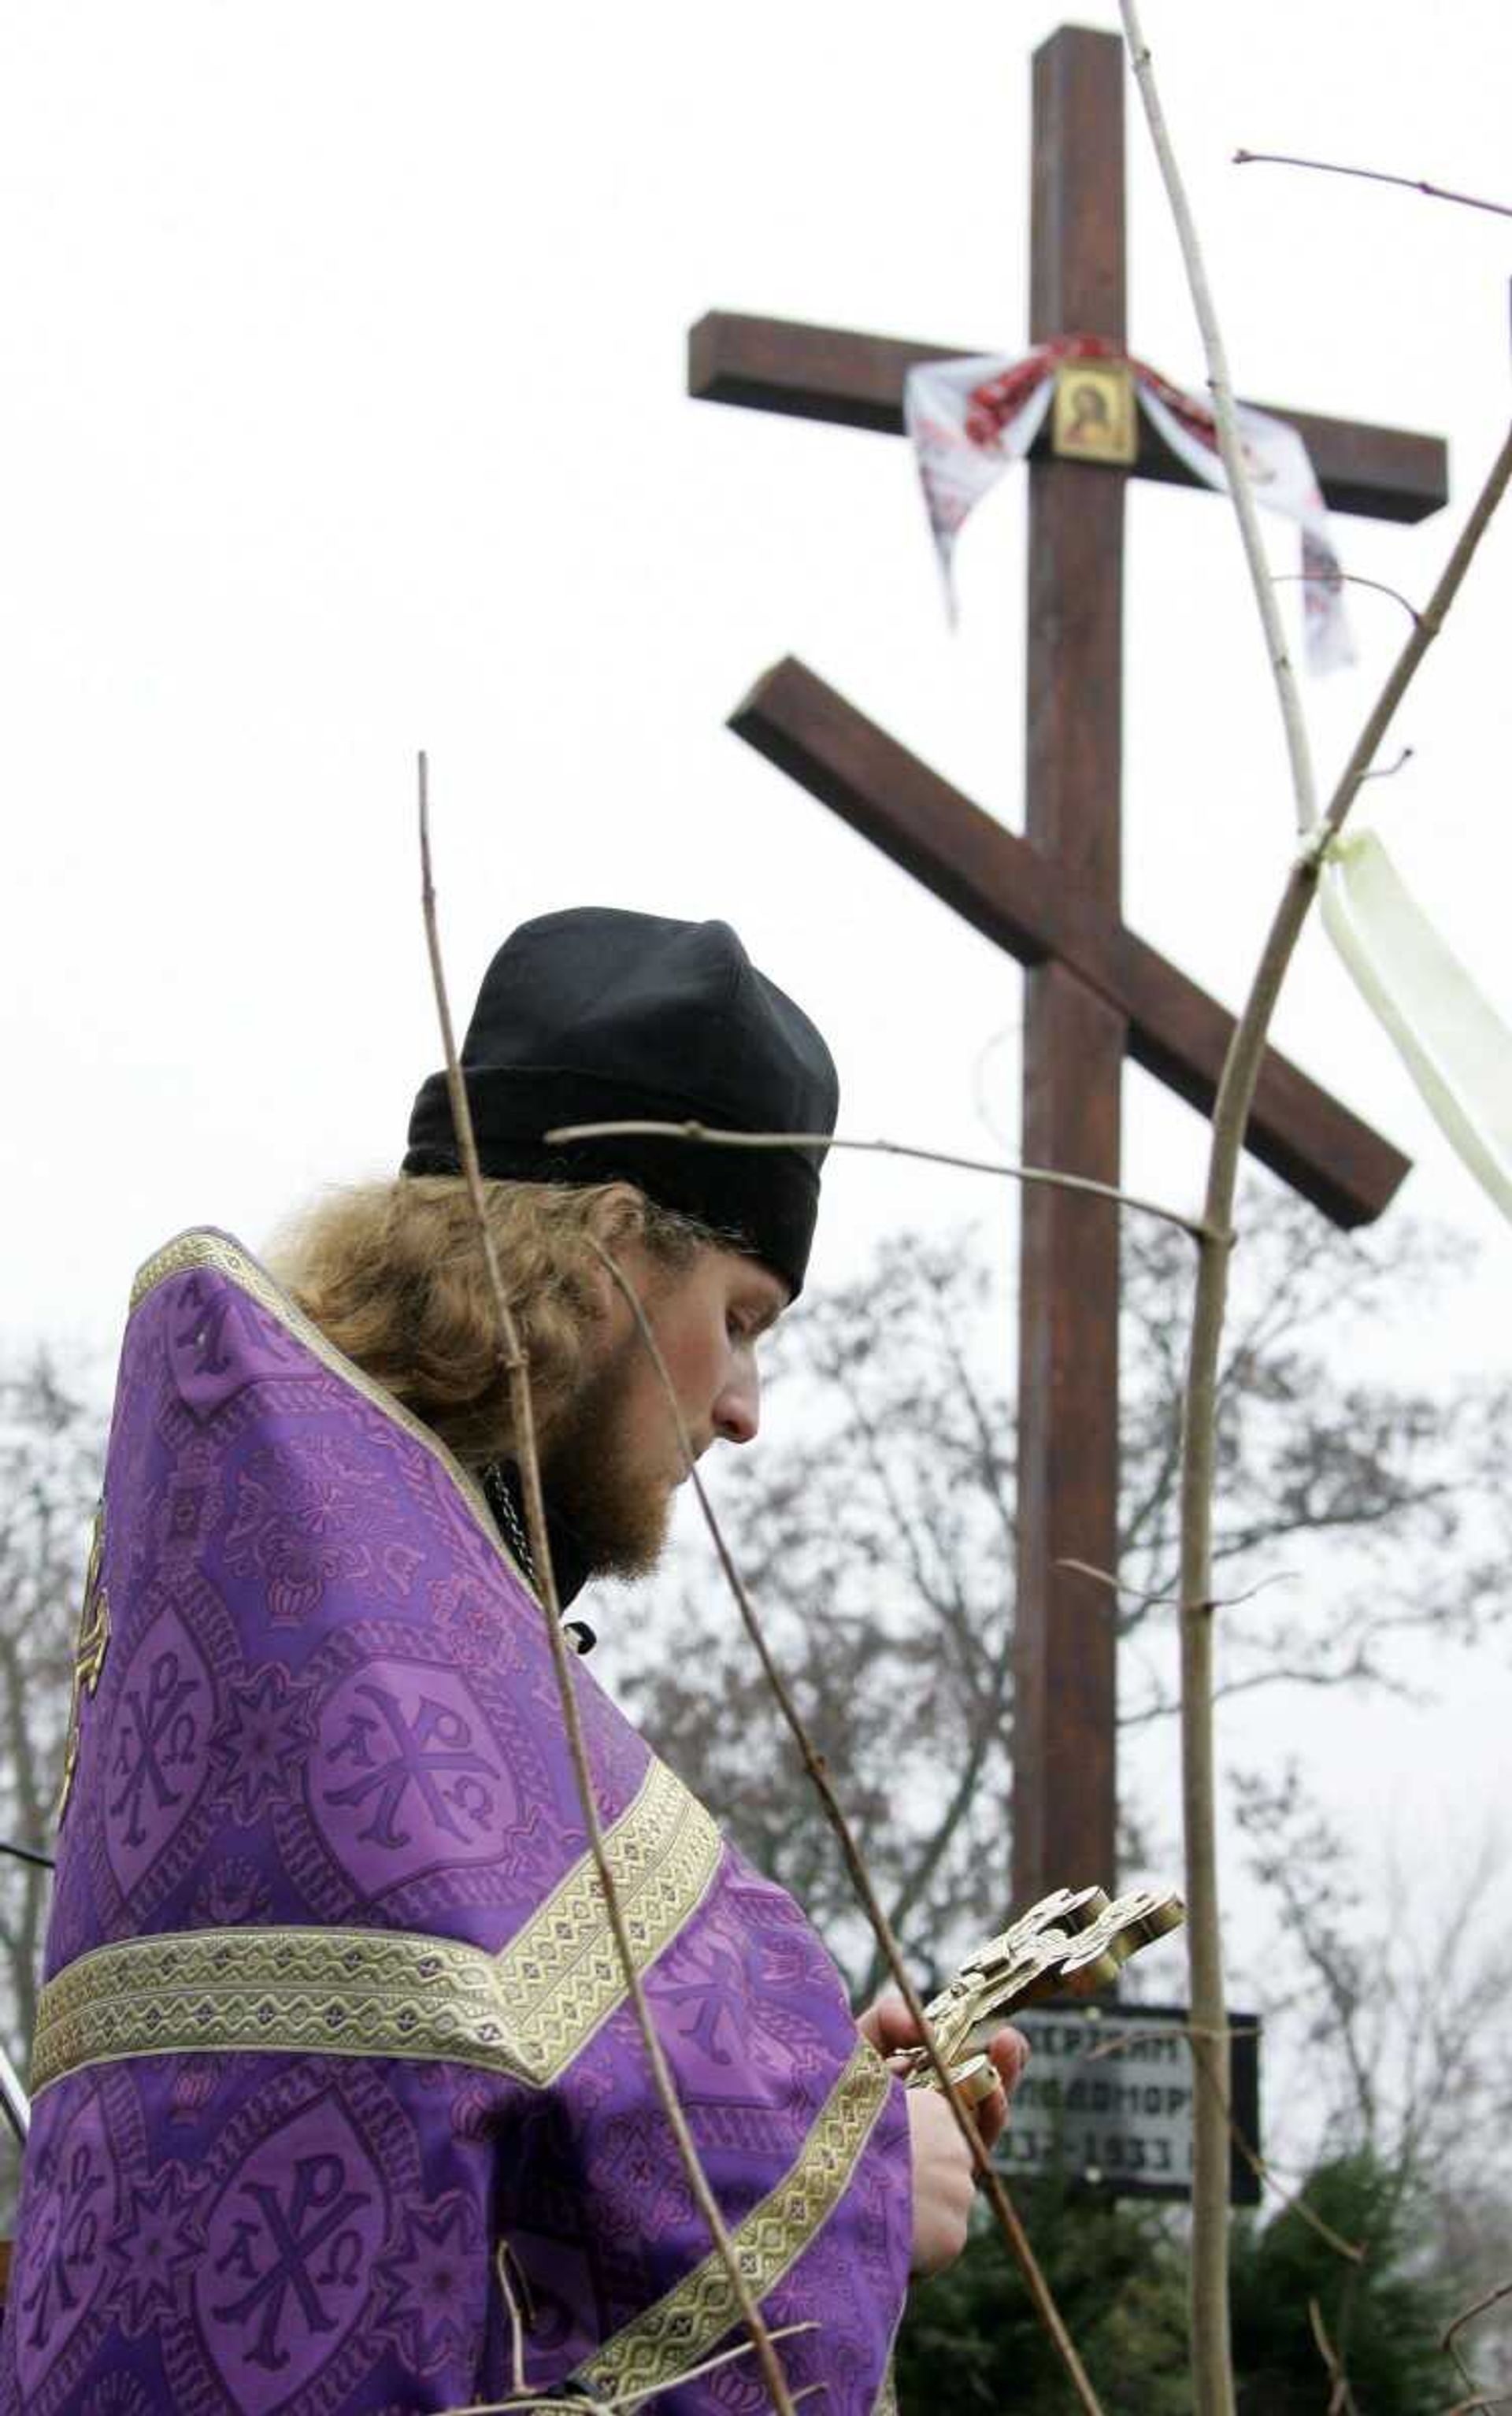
1051,359 -> 1136,465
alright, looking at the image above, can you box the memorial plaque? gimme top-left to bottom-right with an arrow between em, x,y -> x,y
998,2001 -> 1262,2205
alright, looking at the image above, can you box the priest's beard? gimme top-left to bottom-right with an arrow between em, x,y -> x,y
540,1331 -> 676,1581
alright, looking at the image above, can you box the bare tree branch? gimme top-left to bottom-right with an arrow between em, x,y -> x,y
1444,2278 -> 1512,2360
1310,2293 -> 1364,2415
549,1121 -> 1213,1240
1441,2276 -> 1512,2413
1234,148 -> 1512,221
1273,571 -> 1421,628
1119,2 -> 1318,844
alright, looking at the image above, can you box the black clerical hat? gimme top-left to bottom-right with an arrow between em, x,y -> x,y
402,909 -> 839,1296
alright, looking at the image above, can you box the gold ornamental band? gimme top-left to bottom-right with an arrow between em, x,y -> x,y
32,1759 -> 721,2096
574,2038 -> 894,2402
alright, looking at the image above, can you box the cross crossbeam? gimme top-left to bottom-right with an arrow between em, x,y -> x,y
732,658 -> 1409,1228
688,310 -> 1449,524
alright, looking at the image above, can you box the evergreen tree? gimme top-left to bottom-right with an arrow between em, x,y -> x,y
1230,2154 -> 1453,2416
895,2156 -> 1456,2416
895,2185 -> 1188,2416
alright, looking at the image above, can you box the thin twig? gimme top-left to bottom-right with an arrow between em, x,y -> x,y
1230,2129 -> 1363,2266
591,1238 -> 1109,2416
547,1120 -> 1214,1242
1083,2019 -> 1258,2062
1443,2274 -> 1512,2414
1234,148 -> 1512,222
1313,421 -> 1512,857
439,2322 -> 821,2416
1446,2281 -> 1512,2362
418,756 -> 798,2416
0,1837 -> 55,1872
1054,1556 -> 1297,1611
1359,747 -> 1415,783
495,2243 -> 534,2399
1121,0 -> 1321,843
1273,571 -> 1422,628
1310,2295 -> 1362,2415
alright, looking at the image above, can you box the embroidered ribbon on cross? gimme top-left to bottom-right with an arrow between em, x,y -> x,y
903,335 -> 1354,673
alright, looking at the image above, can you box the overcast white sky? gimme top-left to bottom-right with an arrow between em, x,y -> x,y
4,2 -> 1510,2025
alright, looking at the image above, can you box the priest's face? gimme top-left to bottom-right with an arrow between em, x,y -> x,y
542,1242 -> 790,1579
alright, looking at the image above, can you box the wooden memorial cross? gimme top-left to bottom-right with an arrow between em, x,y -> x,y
688,26 -> 1447,1909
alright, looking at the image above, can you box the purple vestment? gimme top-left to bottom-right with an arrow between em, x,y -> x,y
2,1232 -> 910,2414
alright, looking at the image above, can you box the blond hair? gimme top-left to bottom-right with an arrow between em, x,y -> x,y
270,1175 -> 717,1471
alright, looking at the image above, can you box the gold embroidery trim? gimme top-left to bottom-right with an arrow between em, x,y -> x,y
128,1228 -> 534,1597
498,1761 -> 720,2081
575,2039 -> 893,2402
32,1759 -> 720,2096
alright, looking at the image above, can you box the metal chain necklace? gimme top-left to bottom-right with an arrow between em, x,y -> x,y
482,1462 -> 536,1587
481,1462 -> 596,1655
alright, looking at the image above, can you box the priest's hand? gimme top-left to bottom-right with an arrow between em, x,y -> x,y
905,2088 -> 976,2274
857,1992 -> 1030,2275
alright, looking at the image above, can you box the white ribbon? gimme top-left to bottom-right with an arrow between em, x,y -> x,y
902,354 -> 1055,625
1321,829 -> 1512,1224
1136,380 -> 1354,675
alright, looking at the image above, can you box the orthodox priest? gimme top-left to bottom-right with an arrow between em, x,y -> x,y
3,910 -> 1025,2415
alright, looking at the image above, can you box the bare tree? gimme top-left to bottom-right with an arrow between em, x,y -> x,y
1118,1192 -> 1512,1718
1234,1767 -> 1512,2392
1235,1773 -> 1511,2173
0,1350 -> 102,2062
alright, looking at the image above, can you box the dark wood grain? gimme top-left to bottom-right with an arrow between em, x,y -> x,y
1012,28 -> 1127,1903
